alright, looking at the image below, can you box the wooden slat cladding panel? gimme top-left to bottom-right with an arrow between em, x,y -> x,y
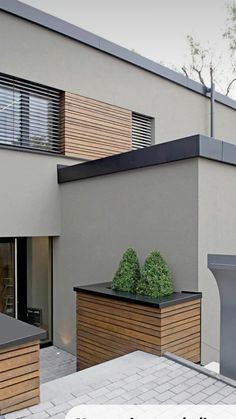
0,341 -> 40,415
60,92 -> 132,159
76,293 -> 201,370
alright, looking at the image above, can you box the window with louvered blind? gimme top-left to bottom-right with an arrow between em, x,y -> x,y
132,112 -> 153,150
0,73 -> 60,153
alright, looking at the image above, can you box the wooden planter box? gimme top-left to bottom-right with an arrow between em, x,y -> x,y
74,282 -> 202,370
0,341 -> 40,414
0,313 -> 46,415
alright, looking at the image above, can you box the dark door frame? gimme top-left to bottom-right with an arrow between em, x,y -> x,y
0,237 -> 53,347
0,238 -> 16,317
17,238 -> 27,322
0,237 -> 28,320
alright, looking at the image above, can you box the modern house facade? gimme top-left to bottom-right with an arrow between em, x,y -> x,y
1,0 -> 236,364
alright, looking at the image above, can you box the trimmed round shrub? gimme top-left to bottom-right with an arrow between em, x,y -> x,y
112,248 -> 141,293
136,251 -> 173,298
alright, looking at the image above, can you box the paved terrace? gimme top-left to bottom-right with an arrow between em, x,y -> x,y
40,346 -> 76,384
4,349 -> 236,419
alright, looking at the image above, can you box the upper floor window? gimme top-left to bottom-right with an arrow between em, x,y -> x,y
132,112 -> 153,150
0,73 -> 60,153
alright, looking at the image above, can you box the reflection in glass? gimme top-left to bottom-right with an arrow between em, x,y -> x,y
0,86 -> 21,144
29,95 -> 52,151
0,242 -> 15,317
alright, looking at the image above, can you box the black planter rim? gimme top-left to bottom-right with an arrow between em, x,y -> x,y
73,281 -> 202,308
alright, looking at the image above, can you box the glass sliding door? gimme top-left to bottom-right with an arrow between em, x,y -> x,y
0,239 -> 16,317
0,237 -> 53,345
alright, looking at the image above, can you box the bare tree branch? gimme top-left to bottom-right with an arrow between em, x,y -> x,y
178,4 -> 236,97
192,65 -> 207,86
182,66 -> 189,78
226,77 -> 236,95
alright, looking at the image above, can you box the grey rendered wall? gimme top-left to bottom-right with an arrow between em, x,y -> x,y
198,159 -> 236,364
54,159 -> 198,354
215,103 -> 236,145
0,148 -> 80,237
1,11 -> 235,144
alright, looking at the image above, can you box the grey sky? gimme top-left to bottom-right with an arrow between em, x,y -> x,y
20,0 -> 232,92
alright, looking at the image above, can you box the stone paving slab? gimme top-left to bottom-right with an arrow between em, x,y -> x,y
4,350 -> 236,419
40,346 -> 76,384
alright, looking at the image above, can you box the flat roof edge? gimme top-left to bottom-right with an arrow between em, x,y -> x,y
57,134 -> 236,184
1,0 -> 236,110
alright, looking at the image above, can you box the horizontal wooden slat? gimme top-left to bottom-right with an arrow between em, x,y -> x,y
162,335 -> 200,353
76,292 -> 201,369
77,292 -> 200,317
65,142 -> 127,155
65,111 -> 131,131
0,389 -> 39,412
161,319 -> 200,337
77,306 -> 200,341
63,129 -> 131,148
79,339 -> 126,359
78,323 -> 161,353
77,302 -> 200,337
78,312 -> 199,347
160,299 -> 201,313
78,296 -> 200,328
0,340 -> 39,355
174,343 -> 200,357
161,325 -> 200,345
162,332 -> 200,351
64,133 -> 131,149
77,314 -> 161,345
78,306 -> 161,335
1,396 -> 40,415
0,362 -> 39,383
161,309 -> 200,326
0,342 -> 40,414
0,378 -> 39,401
173,347 -> 200,363
78,321 -> 161,352
78,329 -> 134,354
60,92 -> 132,160
1,350 -> 39,372
0,344 -> 39,361
0,371 -> 39,389
78,326 -> 199,363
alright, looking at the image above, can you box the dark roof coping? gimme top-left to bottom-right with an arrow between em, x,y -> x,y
58,134 -> 236,184
0,312 -> 46,350
1,0 -> 236,110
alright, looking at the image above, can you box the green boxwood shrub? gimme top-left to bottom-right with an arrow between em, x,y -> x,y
136,251 -> 173,298
112,248 -> 141,293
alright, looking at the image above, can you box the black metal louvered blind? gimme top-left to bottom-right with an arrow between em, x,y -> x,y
0,73 -> 60,153
132,112 -> 153,150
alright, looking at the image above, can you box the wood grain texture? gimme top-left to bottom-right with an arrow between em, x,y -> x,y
60,92 -> 132,159
76,292 -> 201,370
0,341 -> 40,415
